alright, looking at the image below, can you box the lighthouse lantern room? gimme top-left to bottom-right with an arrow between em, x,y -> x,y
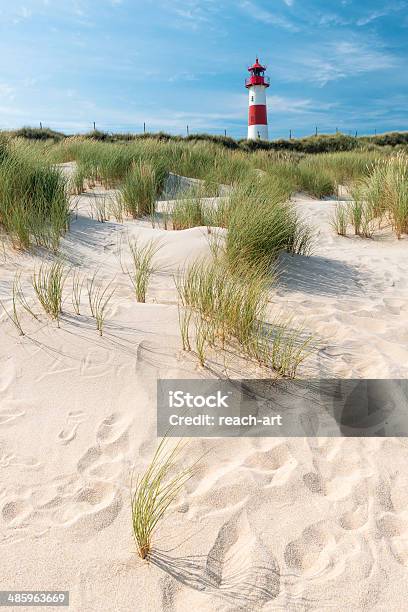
245,58 -> 270,140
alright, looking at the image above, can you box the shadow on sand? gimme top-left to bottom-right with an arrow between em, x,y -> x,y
149,549 -> 280,609
277,253 -> 364,297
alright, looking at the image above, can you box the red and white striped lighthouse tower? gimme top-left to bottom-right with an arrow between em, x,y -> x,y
245,58 -> 270,140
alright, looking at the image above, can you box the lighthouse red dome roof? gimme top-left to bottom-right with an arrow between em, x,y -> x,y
248,58 -> 266,72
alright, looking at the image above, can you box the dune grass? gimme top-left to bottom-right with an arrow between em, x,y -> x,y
32,261 -> 66,326
86,271 -> 116,335
108,193 -> 125,223
333,153 -> 408,239
176,257 -> 268,351
178,305 -> 192,352
127,238 -> 161,302
171,188 -> 206,230
176,256 -> 314,377
253,316 -> 316,378
89,193 -> 110,222
0,138 -> 69,251
41,134 -> 402,211
0,274 -> 26,336
331,203 -> 349,236
386,155 -> 408,238
193,315 -> 209,367
295,159 -> 336,198
71,269 -> 84,315
1,273 -> 41,336
294,150 -> 385,197
365,153 -> 408,238
120,162 -> 159,219
131,439 -> 196,560
225,177 -> 313,271
349,185 -> 376,238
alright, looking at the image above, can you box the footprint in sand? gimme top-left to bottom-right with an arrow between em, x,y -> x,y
205,510 -> 280,607
1,498 -> 33,527
76,413 -> 132,475
376,478 -> 394,512
376,512 -> 408,567
57,481 -> 123,541
77,446 -> 103,473
284,522 -> 332,573
339,503 -> 368,530
243,443 -> 292,472
0,453 -> 41,470
376,512 -> 408,539
154,510 -> 280,610
58,410 -> 87,445
303,471 -> 326,495
96,412 -> 132,448
242,444 -> 297,487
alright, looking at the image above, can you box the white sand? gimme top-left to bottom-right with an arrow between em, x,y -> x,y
1,182 -> 408,611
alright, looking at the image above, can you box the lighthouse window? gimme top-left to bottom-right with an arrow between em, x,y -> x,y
251,95 -> 254,102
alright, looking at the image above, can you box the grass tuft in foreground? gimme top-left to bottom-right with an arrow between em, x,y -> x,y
131,439 -> 196,560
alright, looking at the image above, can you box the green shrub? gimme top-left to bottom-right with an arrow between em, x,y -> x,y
7,127 -> 65,142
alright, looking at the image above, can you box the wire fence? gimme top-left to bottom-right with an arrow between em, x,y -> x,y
0,120 -> 386,140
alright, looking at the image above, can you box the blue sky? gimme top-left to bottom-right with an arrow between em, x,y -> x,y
0,0 -> 407,138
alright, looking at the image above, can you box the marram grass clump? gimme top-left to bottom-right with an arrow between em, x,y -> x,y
120,162 -> 158,219
131,439 -> 197,560
0,138 -> 69,251
225,178 -> 314,271
335,153 -> 408,240
86,271 -> 116,336
32,260 -> 67,326
127,238 -> 161,303
176,257 -> 315,377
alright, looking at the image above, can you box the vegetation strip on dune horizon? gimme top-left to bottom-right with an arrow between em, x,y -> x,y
1,132 -> 406,377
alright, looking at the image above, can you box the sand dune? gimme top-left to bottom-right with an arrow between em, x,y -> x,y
1,181 -> 408,611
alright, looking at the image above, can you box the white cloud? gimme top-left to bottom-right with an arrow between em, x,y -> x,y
162,0 -> 220,28
278,39 -> 397,86
357,9 -> 391,26
240,0 -> 299,32
356,3 -> 408,26
318,12 -> 349,26
167,72 -> 199,83
268,95 -> 337,113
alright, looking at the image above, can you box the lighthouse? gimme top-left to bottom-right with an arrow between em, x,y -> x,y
245,58 -> 270,140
